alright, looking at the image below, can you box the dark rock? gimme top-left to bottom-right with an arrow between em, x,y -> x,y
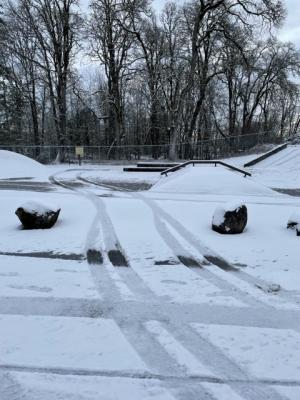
286,211 -> 300,230
212,204 -> 247,234
287,221 -> 298,229
15,205 -> 60,229
287,212 -> 300,236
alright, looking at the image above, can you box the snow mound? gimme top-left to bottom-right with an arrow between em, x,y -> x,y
152,165 -> 276,196
20,200 -> 60,215
0,150 -> 47,180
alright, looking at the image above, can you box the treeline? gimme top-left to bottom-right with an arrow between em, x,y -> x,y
0,0 -> 300,160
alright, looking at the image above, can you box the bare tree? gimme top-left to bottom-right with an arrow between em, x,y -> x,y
89,0 -> 133,149
167,0 -> 285,159
1,0 -> 299,161
4,4 -> 42,147
5,0 -> 82,159
119,1 -> 166,157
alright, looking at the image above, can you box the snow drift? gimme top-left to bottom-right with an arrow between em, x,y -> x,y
0,150 -> 47,180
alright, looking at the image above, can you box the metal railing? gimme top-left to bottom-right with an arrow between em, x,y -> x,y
161,160 -> 251,177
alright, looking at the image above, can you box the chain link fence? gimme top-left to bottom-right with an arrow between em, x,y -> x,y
0,132 -> 284,164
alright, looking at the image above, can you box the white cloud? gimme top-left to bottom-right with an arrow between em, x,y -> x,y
277,0 -> 300,47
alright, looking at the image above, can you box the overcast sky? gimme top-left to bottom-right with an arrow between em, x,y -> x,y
80,0 -> 300,49
277,0 -> 300,48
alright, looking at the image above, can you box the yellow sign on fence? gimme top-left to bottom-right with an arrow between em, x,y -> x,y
75,146 -> 84,157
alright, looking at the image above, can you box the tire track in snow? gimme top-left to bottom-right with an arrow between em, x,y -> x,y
144,320 -> 217,378
60,177 -> 270,386
125,194 -> 276,308
84,192 -> 129,267
79,186 -> 256,399
99,190 -> 265,307
49,171 -> 135,301
74,174 -> 299,310
51,170 -> 170,303
135,193 -> 300,310
50,170 -> 162,303
50,171 -> 128,267
77,174 -> 133,192
144,201 -> 204,268
59,172 -> 300,309
73,175 -> 242,276
49,170 -> 300,398
135,192 -> 235,271
74,175 -> 282,310
0,371 -> 31,400
1,364 -> 299,388
156,222 -> 279,308
163,319 -> 289,400
230,269 -> 300,308
73,176 -> 220,300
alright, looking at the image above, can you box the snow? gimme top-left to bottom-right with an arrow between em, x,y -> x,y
287,210 -> 300,226
0,191 -> 95,255
0,150 -> 48,180
224,201 -> 245,212
212,201 -> 245,226
247,145 -> 300,188
2,148 -> 300,398
205,264 -> 299,310
202,383 -> 246,400
192,323 -> 300,381
0,255 -> 99,299
144,320 -> 216,377
9,372 -> 176,400
274,386 -> 300,400
155,198 -> 300,292
81,166 -> 160,185
105,198 -> 245,307
152,165 -> 276,196
212,205 -> 226,226
223,151 -> 266,167
20,200 -> 60,215
0,315 -> 149,373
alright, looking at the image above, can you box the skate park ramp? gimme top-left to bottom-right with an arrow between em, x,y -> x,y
245,145 -> 300,190
152,164 -> 276,196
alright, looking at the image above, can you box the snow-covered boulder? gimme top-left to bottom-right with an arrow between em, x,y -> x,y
15,201 -> 61,229
287,211 -> 300,236
212,202 -> 247,234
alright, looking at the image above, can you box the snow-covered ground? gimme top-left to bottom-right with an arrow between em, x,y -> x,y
1,148 -> 300,399
0,150 -> 49,181
241,144 -> 300,189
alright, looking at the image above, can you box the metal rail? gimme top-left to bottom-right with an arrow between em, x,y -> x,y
243,143 -> 287,167
161,160 -> 251,177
